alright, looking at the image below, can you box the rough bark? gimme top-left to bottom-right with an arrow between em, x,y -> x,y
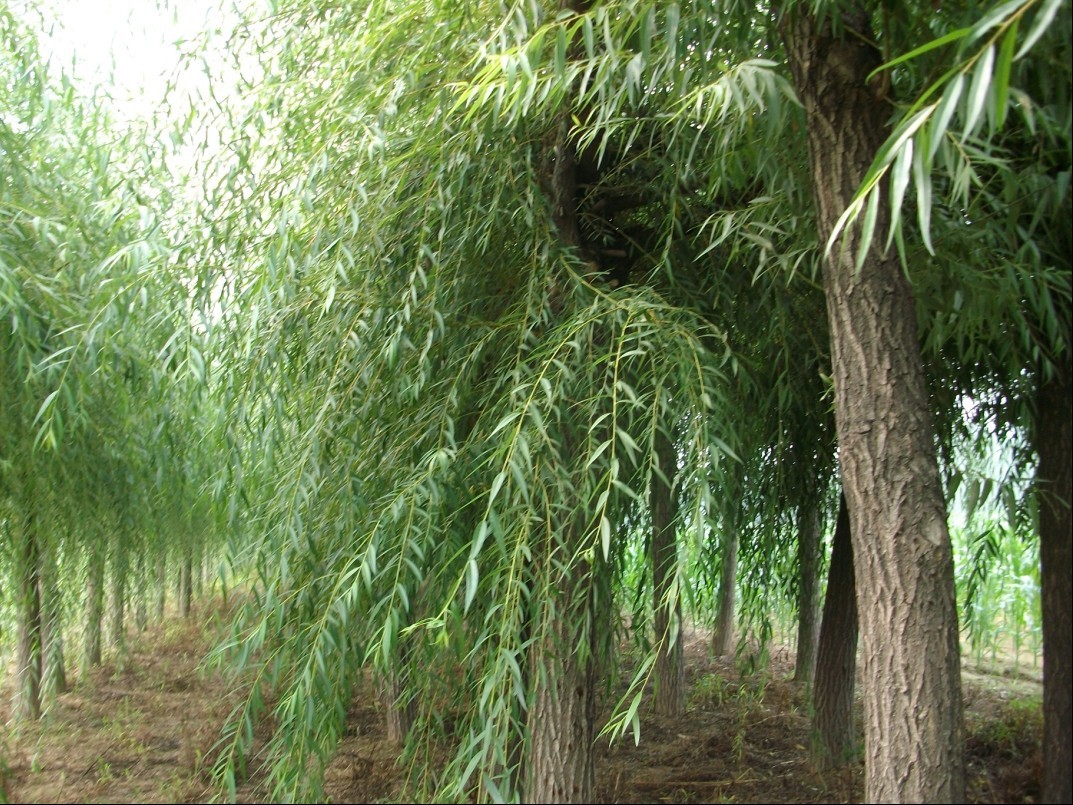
13,507 -> 43,721
1036,360 -> 1072,804
651,425 -> 684,717
524,561 -> 596,804
793,497 -> 822,687
784,11 -> 965,802
812,492 -> 858,768
521,13 -> 598,795
381,668 -> 416,746
712,528 -> 738,658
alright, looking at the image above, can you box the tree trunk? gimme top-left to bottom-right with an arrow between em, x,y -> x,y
381,669 -> 416,746
793,496 -> 822,687
134,551 -> 148,632
194,544 -> 204,599
812,492 -> 858,768
523,104 -> 600,802
180,550 -> 193,618
156,554 -> 167,618
784,11 -> 965,802
1036,361 -> 1072,803
522,70 -> 597,798
524,560 -> 596,804
651,425 -> 684,717
381,628 -> 416,746
110,542 -> 128,650
40,546 -> 67,703
13,507 -> 43,721
712,528 -> 738,658
84,541 -> 105,669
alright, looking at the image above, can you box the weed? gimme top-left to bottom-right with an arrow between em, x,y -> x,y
95,758 -> 113,784
966,693 -> 1043,760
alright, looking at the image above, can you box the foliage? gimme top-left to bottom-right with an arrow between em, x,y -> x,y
0,0 -> 1067,801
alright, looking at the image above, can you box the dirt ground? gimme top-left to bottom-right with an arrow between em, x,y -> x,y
1,603 -> 1044,804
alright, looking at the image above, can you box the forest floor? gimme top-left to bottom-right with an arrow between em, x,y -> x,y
1,601 -> 1044,804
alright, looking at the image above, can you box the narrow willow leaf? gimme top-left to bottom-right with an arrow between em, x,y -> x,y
854,185 -> 881,270
867,26 -> 972,81
929,73 -> 964,160
913,143 -> 935,254
968,0 -> 1026,44
626,689 -> 643,744
489,470 -> 506,505
992,19 -> 1019,129
554,27 -> 567,77
1016,0 -> 1062,59
962,44 -> 995,138
887,137 -> 914,250
829,106 -> 931,253
490,411 -> 521,436
599,516 -> 611,559
463,559 -> 478,613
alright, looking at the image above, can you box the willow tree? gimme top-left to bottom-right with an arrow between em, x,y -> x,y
202,1 -> 779,801
195,1 -> 1070,803
1,5 -> 223,715
824,1 -> 1071,796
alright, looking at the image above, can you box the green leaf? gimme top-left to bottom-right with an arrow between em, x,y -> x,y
962,44 -> 995,138
1016,0 -> 1063,59
887,138 -> 913,250
867,26 -> 972,81
992,19 -> 1018,129
855,185 -> 881,270
968,0 -> 1026,44
463,559 -> 478,613
929,73 -> 964,160
913,142 -> 935,254
489,470 -> 506,505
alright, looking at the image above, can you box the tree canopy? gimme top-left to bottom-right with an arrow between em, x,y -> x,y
1,0 -> 1068,803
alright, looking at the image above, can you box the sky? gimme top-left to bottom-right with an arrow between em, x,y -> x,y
19,0 -> 232,117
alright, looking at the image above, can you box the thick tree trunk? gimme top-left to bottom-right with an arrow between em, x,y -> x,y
84,542 -> 105,669
793,496 -> 822,687
1036,361 -> 1072,803
14,508 -> 43,721
812,493 -> 858,767
712,528 -> 738,657
513,0 -> 625,781
651,425 -> 684,717
784,11 -> 965,802
381,669 -> 416,746
524,560 -> 596,804
522,64 -> 597,797
381,627 -> 417,746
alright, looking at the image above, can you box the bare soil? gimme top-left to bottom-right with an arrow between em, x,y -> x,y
1,603 -> 1043,804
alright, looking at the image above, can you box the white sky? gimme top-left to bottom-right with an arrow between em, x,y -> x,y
20,0 -> 234,117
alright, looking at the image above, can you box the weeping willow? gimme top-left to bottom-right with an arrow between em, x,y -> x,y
202,0 -> 1071,801
200,0 -> 805,800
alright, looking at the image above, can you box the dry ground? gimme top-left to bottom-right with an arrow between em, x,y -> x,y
1,602 -> 1044,804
